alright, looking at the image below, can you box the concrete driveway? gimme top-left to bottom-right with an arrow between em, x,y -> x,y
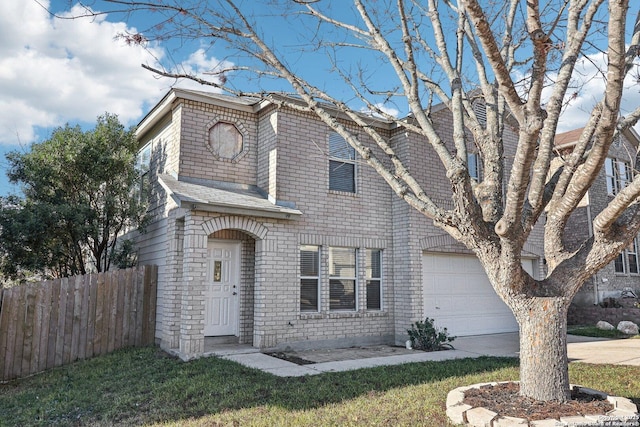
455,332 -> 640,366
567,334 -> 640,365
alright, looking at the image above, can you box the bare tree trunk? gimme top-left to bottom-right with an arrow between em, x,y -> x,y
513,296 -> 571,402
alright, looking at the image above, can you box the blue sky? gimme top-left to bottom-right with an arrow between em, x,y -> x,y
0,0 -> 217,195
1,1 -> 639,196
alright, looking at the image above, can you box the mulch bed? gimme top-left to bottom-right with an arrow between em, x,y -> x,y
463,382 -> 614,421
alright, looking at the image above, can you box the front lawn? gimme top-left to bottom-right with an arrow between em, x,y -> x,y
1,346 -> 640,426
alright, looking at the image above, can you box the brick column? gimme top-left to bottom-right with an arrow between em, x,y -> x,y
252,238 -> 271,348
179,212 -> 208,359
392,200 -> 425,345
161,213 -> 184,350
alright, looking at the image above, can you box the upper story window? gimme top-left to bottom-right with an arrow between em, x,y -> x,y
208,122 -> 243,160
135,142 -> 152,201
605,157 -> 632,196
300,245 -> 320,312
472,100 -> 487,127
467,152 -> 482,182
615,237 -> 640,275
329,247 -> 357,310
329,132 -> 356,193
136,142 -> 152,172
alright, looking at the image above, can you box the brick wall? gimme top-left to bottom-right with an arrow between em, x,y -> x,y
178,99 -> 258,185
568,298 -> 640,326
570,133 -> 640,306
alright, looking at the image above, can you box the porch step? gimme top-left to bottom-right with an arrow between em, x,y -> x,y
204,343 -> 260,357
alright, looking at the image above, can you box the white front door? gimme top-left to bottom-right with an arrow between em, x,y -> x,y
204,240 -> 240,336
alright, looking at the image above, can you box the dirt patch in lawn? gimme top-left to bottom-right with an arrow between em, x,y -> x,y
265,352 -> 315,365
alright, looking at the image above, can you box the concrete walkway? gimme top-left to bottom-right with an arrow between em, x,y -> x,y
207,333 -> 640,377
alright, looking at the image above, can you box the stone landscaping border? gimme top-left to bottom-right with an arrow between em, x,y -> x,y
446,382 -> 639,426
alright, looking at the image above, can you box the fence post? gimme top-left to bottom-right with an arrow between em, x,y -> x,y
0,287 -> 12,381
141,265 -> 158,345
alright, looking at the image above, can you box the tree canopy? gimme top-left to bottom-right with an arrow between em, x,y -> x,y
0,113 -> 146,279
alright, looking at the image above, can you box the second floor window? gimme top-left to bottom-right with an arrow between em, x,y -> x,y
605,157 -> 632,196
135,142 -> 152,202
615,238 -> 640,275
329,132 -> 356,193
467,152 -> 482,182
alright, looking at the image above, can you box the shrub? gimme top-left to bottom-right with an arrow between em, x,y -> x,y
407,317 -> 456,351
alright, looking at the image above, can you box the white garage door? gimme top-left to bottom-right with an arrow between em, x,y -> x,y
422,253 -> 535,336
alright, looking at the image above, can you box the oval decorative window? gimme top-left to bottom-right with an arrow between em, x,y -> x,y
209,122 -> 243,160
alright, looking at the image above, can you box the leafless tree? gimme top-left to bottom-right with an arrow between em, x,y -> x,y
65,0 -> 640,402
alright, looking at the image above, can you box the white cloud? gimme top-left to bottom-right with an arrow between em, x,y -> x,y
167,49 -> 234,92
360,103 -> 400,119
544,51 -> 640,133
0,1 -> 229,146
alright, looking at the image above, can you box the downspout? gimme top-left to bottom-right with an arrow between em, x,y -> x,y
586,196 -> 599,305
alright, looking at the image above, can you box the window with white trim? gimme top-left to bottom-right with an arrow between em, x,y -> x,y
366,249 -> 382,310
329,132 -> 356,193
135,142 -> 152,201
329,247 -> 357,310
467,152 -> 482,182
300,245 -> 320,312
472,100 -> 487,127
615,238 -> 640,275
605,157 -> 632,196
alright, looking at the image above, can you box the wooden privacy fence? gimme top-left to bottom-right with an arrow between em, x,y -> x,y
0,265 -> 157,382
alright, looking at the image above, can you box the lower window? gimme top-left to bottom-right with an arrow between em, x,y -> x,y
366,249 -> 382,310
329,247 -> 357,310
300,245 -> 320,311
299,244 -> 383,313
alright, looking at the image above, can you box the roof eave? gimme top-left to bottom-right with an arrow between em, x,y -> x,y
178,200 -> 302,220
157,175 -> 302,220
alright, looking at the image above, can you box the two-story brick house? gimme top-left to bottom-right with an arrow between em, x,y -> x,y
555,127 -> 640,307
134,88 -> 545,361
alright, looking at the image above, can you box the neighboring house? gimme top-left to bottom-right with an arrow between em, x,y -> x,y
556,127 -> 640,306
134,88 -> 544,361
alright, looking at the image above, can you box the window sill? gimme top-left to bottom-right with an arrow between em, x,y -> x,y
299,312 -> 323,320
299,311 -> 388,320
328,190 -> 358,197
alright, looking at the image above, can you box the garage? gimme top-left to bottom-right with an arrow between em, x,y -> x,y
422,253 -> 535,336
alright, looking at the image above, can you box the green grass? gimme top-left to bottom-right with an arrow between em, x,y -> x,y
568,325 -> 632,338
1,347 -> 640,427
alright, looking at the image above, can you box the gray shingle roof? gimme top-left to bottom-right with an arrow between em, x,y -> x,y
158,174 -> 302,220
